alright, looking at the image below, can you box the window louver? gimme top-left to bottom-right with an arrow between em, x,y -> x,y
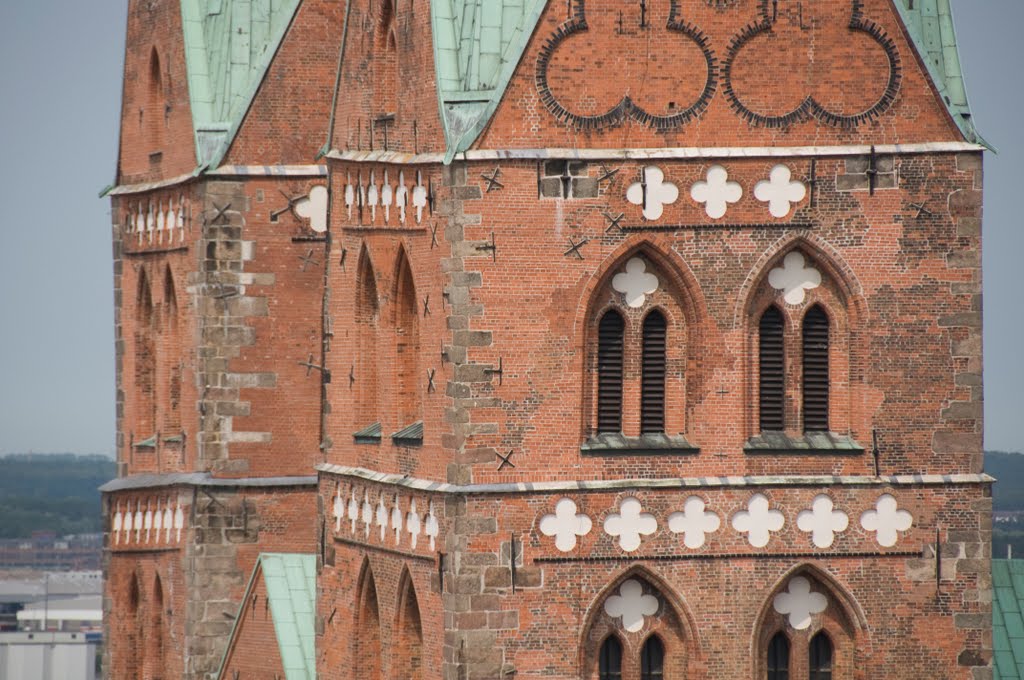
597,311 -> 625,434
809,632 -> 833,680
641,311 -> 667,434
767,632 -> 790,680
759,307 -> 785,432
599,636 -> 623,680
802,305 -> 830,432
640,635 -> 665,680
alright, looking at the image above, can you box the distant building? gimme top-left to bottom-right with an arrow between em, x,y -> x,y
0,534 -> 102,571
16,596 -> 102,633
0,631 -> 99,680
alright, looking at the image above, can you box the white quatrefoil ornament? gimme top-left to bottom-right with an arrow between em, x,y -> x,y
539,498 -> 593,552
604,497 -> 658,552
604,579 -> 659,633
861,494 -> 913,547
773,576 -> 828,630
667,497 -> 721,549
755,165 -> 807,218
797,495 -> 849,549
294,185 -> 328,233
732,494 -> 785,548
691,165 -> 742,219
627,166 -> 679,221
612,258 -> 660,308
768,251 -> 822,305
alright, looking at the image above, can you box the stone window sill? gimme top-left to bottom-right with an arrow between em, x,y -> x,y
744,431 -> 864,455
581,433 -> 699,456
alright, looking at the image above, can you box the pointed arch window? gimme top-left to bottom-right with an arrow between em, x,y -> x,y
598,636 -> 623,680
640,311 -> 667,434
395,573 -> 424,680
597,310 -> 625,434
135,270 -> 157,443
759,306 -> 785,432
355,565 -> 382,680
767,632 -> 789,680
146,47 -> 165,150
394,251 -> 420,430
801,305 -> 830,432
809,633 -> 833,680
354,250 -> 380,433
640,635 -> 665,680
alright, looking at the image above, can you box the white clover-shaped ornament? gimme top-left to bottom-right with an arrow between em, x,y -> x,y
604,497 -> 658,552
153,501 -> 163,543
144,503 -> 153,543
755,165 -> 807,218
691,165 -> 742,219
604,579 -> 659,633
667,496 -> 721,550
413,171 -> 428,224
627,166 -> 679,221
174,503 -> 184,542
123,504 -> 133,544
294,185 -> 328,233
395,171 -> 409,224
732,494 -> 785,548
134,505 -> 144,543
391,495 -> 404,545
347,490 -> 360,534
163,505 -> 173,543
332,486 -> 344,533
406,499 -> 422,549
344,173 -> 355,219
424,502 -> 440,551
612,258 -> 659,308
367,172 -> 380,222
797,495 -> 849,549
768,251 -> 822,305
539,498 -> 593,552
376,495 -> 389,541
773,576 -> 828,630
861,494 -> 913,548
381,171 -> 394,223
113,504 -> 123,545
361,491 -> 374,538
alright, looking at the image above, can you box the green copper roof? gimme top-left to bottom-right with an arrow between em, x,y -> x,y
431,0 -> 547,163
993,559 -> 1024,679
893,0 -> 990,149
181,0 -> 301,166
218,553 -> 316,680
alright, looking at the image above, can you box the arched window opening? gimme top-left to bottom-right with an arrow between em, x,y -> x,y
136,271 -> 157,439
374,0 -> 399,128
598,636 -> 623,680
395,573 -> 424,680
759,306 -> 785,432
355,250 -> 380,428
802,305 -> 830,432
640,635 -> 665,680
126,573 -> 142,680
147,47 -> 165,149
355,565 -> 382,680
767,632 -> 789,680
394,251 -> 420,427
597,311 -> 625,434
809,632 -> 833,680
148,575 -> 165,680
162,267 -> 181,437
640,311 -> 667,434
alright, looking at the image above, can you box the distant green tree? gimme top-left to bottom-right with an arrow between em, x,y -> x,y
0,454 -> 115,538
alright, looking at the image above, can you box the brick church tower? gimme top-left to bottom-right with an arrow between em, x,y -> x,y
103,1 -> 992,678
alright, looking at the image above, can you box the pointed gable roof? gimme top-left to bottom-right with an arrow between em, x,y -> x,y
431,0 -> 547,163
180,0 -> 302,166
892,0 -> 989,148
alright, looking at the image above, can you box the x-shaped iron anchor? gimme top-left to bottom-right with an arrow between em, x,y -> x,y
495,449 -> 516,471
564,236 -> 590,260
481,167 -> 504,192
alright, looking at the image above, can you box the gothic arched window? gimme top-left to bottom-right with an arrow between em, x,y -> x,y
640,311 -> 667,434
598,636 -> 623,680
767,632 -> 789,680
597,310 -> 625,434
809,632 -> 833,680
801,305 -> 830,432
640,635 -> 665,680
759,305 -> 785,432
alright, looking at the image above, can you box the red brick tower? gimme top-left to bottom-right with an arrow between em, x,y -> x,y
105,1 -> 992,679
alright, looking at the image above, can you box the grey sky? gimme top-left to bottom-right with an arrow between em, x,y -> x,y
0,1 -> 1020,456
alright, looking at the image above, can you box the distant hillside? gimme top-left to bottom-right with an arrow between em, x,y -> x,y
0,454 -> 115,539
984,451 -> 1024,559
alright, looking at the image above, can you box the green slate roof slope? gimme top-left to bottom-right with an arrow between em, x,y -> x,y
431,0 -> 547,163
892,0 -> 989,148
218,553 -> 316,680
181,0 -> 301,166
993,559 -> 1024,679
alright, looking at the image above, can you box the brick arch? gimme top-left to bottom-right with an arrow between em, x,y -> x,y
354,558 -> 383,680
355,245 -> 381,427
146,46 -> 165,151
146,572 -> 166,680
135,268 -> 157,441
740,236 -> 869,440
392,245 -> 420,427
751,563 -> 868,680
116,569 -> 144,680
578,566 -> 700,680
577,240 -> 706,439
373,0 -> 399,120
161,265 -> 182,442
393,566 -> 424,680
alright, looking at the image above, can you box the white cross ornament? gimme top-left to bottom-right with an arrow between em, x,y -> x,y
860,494 -> 913,547
333,486 -> 344,533
796,495 -> 849,549
424,502 -> 439,551
407,499 -> 422,549
345,173 -> 355,219
163,504 -> 173,543
376,494 -> 389,541
604,497 -> 658,552
381,171 -> 394,224
691,165 -> 742,219
391,495 -> 404,545
153,500 -> 163,543
174,503 -> 184,543
395,171 -> 409,224
347,489 -> 360,534
123,504 -> 133,544
113,504 -> 123,545
413,171 -> 428,224
294,185 -> 329,233
627,166 -> 679,221
732,493 -> 785,548
667,496 -> 721,549
755,165 -> 807,218
773,576 -> 828,630
361,491 -> 374,538
539,498 -> 593,552
612,257 -> 659,308
604,579 -> 659,633
367,172 -> 379,222
768,251 -> 822,305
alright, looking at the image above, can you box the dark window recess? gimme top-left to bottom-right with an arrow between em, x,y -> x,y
640,635 -> 665,680
640,311 -> 667,434
767,632 -> 790,680
809,633 -> 833,680
597,310 -> 625,434
802,305 -> 830,432
599,636 -> 623,680
759,306 -> 785,432
540,160 -> 598,199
